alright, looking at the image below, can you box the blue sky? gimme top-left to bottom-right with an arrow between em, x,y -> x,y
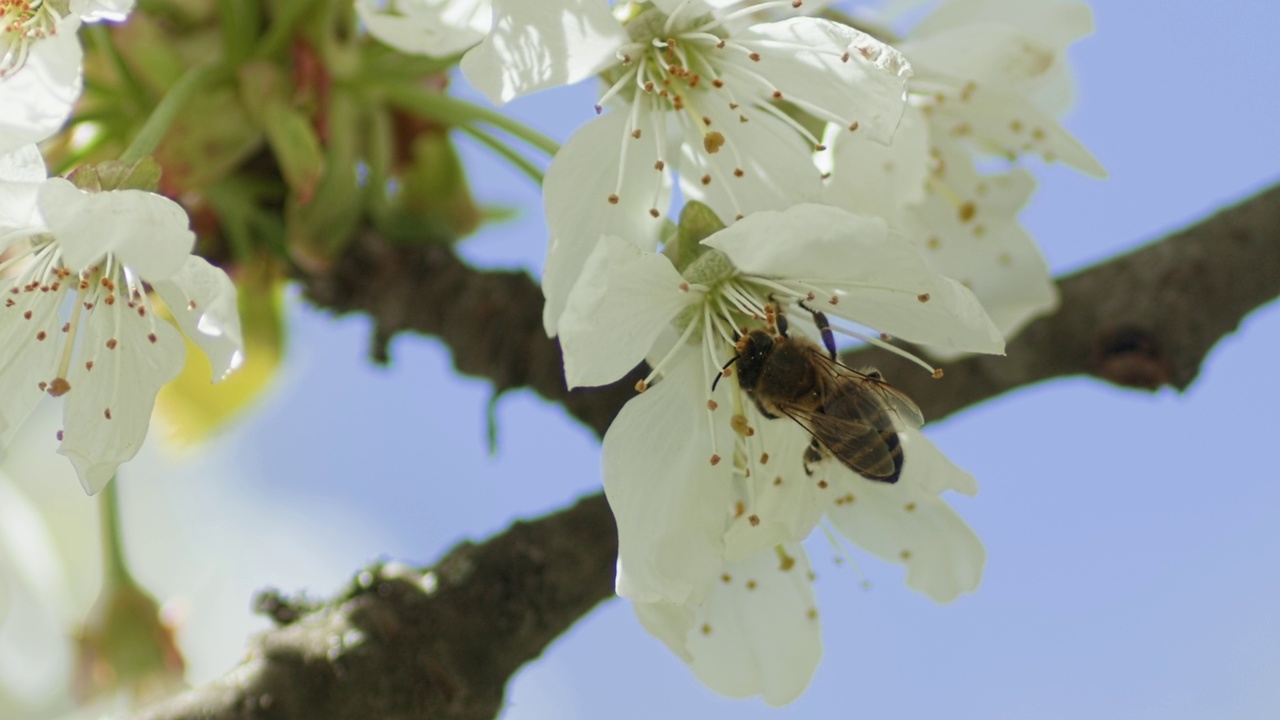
8,1 -> 1278,718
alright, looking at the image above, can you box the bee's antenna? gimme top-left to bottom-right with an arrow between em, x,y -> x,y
711,355 -> 739,392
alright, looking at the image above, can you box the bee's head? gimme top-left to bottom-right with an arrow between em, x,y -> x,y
733,329 -> 774,391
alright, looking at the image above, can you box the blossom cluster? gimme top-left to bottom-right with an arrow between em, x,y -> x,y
356,0 -> 1102,702
0,0 -> 1104,706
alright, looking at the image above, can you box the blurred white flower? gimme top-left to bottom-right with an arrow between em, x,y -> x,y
355,0 -> 492,57
825,0 -> 1103,347
0,0 -> 136,154
0,146 -> 243,494
0,403 -> 392,717
0,471 -> 75,715
558,203 -> 1001,605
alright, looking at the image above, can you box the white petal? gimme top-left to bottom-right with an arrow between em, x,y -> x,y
542,111 -> 668,336
912,0 -> 1094,51
38,180 -> 195,279
70,0 -> 136,22
458,0 -> 628,104
649,0 -> 741,13
558,236 -> 696,389
0,17 -> 83,156
1029,53 -> 1079,117
824,103 -> 930,215
678,100 -> 822,222
0,145 -> 48,184
900,427 -> 979,497
723,419 -> 826,562
824,430 -> 984,603
0,283 -> 63,445
705,204 -> 1005,354
58,303 -> 185,494
931,84 -> 1105,177
0,146 -> 49,245
355,0 -> 491,57
605,357 -> 735,604
153,255 -> 245,381
907,161 -> 1058,351
633,597 -> 695,663
901,0 -> 1101,175
0,475 -> 74,701
638,543 -> 822,706
730,17 -> 910,144
904,24 -> 1063,90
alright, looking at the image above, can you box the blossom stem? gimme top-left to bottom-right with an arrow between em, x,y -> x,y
254,0 -> 314,59
99,476 -> 136,588
457,125 -> 545,185
379,85 -> 561,158
217,0 -> 260,65
119,64 -> 222,165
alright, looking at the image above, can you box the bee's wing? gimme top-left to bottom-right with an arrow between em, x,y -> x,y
813,353 -> 925,429
779,404 -> 900,482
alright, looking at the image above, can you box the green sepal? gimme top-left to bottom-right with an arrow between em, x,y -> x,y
667,200 -> 725,272
72,578 -> 186,704
238,60 -> 326,203
65,157 -> 164,193
379,131 -> 481,243
263,102 -> 327,202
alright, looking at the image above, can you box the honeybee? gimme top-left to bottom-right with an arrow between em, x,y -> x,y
725,305 -> 923,483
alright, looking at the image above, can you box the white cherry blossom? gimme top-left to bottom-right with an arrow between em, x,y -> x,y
617,361 -> 983,702
355,0 -> 492,57
898,0 -> 1103,175
0,146 -> 242,494
824,0 -> 1102,349
560,203 -> 1002,605
459,1 -> 913,335
0,0 -> 136,154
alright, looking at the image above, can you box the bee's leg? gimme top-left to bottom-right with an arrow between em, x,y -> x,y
803,440 -> 824,476
798,300 -> 838,361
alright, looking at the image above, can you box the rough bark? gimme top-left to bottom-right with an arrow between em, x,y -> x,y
128,181 -> 1280,720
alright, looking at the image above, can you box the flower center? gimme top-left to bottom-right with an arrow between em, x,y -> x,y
3,238 -> 159,398
0,0 -> 64,78
594,1 -> 823,221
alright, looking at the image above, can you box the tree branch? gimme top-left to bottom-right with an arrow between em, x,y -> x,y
128,181 -> 1280,720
